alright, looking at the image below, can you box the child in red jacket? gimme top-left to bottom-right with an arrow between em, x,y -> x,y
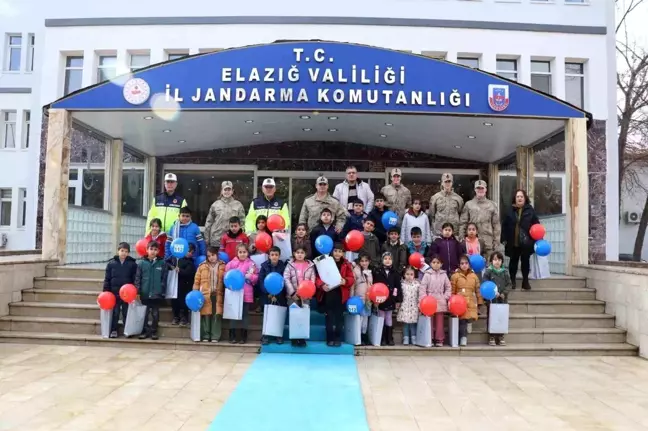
316,242 -> 354,347
144,218 -> 167,259
219,216 -> 249,262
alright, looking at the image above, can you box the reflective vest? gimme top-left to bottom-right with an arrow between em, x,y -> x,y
244,195 -> 291,233
146,193 -> 188,233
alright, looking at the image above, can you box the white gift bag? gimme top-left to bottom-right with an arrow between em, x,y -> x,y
344,314 -> 362,345
345,251 -> 358,263
100,309 -> 112,338
166,269 -> 178,299
223,288 -> 244,320
529,254 -> 551,280
123,300 -> 147,337
415,315 -> 432,347
190,311 -> 201,342
449,316 -> 460,347
288,303 -> 310,339
263,304 -> 287,337
273,232 -> 292,261
314,255 -> 343,288
488,303 -> 510,334
368,314 -> 385,346
251,253 -> 268,268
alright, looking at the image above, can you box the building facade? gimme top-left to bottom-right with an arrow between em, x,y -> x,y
0,0 -> 618,262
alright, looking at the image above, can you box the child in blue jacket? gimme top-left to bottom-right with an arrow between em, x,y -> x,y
258,246 -> 287,345
341,198 -> 368,238
165,207 -> 206,264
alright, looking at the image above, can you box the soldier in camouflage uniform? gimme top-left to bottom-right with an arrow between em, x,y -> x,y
459,180 -> 501,258
298,176 -> 347,232
381,168 -> 412,220
428,173 -> 464,238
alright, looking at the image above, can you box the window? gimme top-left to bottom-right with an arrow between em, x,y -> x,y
496,59 -> 518,81
129,53 -> 150,72
122,169 -> 145,216
565,62 -> 585,108
81,170 -> 105,209
22,111 -> 30,149
0,189 -> 11,226
1,111 -> 16,149
499,171 -> 565,219
565,0 -> 586,3
27,34 -> 34,71
531,60 -> 552,94
167,53 -> 188,61
422,51 -> 446,60
64,56 -> 84,95
97,55 -> 117,82
457,57 -> 480,69
5,34 -> 22,71
17,188 -> 26,228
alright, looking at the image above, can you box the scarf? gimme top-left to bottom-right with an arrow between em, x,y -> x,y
209,263 -> 219,294
488,264 -> 506,274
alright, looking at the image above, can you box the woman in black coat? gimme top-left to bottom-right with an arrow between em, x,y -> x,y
500,189 -> 539,290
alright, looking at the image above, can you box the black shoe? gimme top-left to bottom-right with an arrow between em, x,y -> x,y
261,336 -> 269,345
151,333 -> 159,340
522,280 -> 531,290
334,340 -> 341,347
171,317 -> 180,325
291,339 -> 299,347
229,329 -> 236,344
327,341 -> 334,347
239,330 -> 248,344
300,340 -> 307,347
179,317 -> 188,327
511,281 -> 517,290
276,337 -> 284,345
361,333 -> 369,346
139,332 -> 149,339
387,327 -> 395,346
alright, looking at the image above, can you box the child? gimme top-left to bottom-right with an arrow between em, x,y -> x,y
461,222 -> 487,259
316,243 -> 354,347
359,218 -> 381,266
135,241 -> 168,340
258,246 -> 287,345
430,223 -> 462,275
407,227 -> 430,258
341,198 -> 367,238
292,223 -> 312,260
420,255 -> 452,346
283,245 -> 317,347
372,252 -> 402,346
248,215 -> 270,255
165,207 -> 206,264
103,242 -> 137,338
225,243 -> 258,344
172,243 -> 196,326
368,193 -> 389,245
144,218 -> 167,259
220,216 -> 250,262
451,254 -> 483,347
310,208 -> 338,259
396,267 -> 421,345
193,246 -> 226,342
401,197 -> 431,244
352,252 -> 374,345
381,227 -> 407,273
483,251 -> 512,346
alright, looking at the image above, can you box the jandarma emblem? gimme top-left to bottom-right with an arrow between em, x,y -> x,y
488,84 -> 509,112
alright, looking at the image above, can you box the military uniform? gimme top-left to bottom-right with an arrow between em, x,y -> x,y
203,196 -> 246,247
381,183 -> 412,220
429,191 -> 464,237
459,196 -> 501,256
299,192 -> 347,231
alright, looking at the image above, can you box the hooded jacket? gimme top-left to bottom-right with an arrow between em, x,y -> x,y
351,262 -> 373,303
225,258 -> 259,304
372,266 -> 403,311
501,203 -> 540,255
315,257 -> 354,304
165,220 -> 206,260
220,230 -> 250,262
283,259 -> 317,297
483,265 -> 512,302
203,196 -> 246,248
103,255 -> 138,293
401,209 -> 432,244
430,236 -> 462,274
368,206 -> 389,244
381,240 -> 408,273
193,261 -> 226,316
342,210 -> 368,238
419,268 -> 452,313
259,259 -> 288,306
450,269 -> 482,320
359,231 -> 381,267
333,180 -> 375,213
135,257 -> 168,300
310,222 -> 338,259
144,233 -> 167,259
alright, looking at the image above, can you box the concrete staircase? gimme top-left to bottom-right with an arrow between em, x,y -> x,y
0,265 -> 639,356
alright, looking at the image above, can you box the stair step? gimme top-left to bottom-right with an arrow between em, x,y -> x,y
507,288 -> 595,300
34,277 -> 103,291
508,300 -> 605,314
513,277 -> 586,289
45,266 -> 104,279
261,341 -> 354,355
22,289 -> 98,304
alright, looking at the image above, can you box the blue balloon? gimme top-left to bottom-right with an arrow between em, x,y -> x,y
480,281 -> 498,301
346,296 -> 364,315
224,269 -> 245,291
535,240 -> 552,257
194,255 -> 206,269
381,211 -> 399,230
185,290 -> 204,312
469,254 -> 485,273
218,251 -> 230,263
315,235 -> 334,255
264,272 -> 284,295
170,238 -> 189,258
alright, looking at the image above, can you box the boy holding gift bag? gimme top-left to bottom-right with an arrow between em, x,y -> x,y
193,246 -> 226,342
259,246 -> 287,345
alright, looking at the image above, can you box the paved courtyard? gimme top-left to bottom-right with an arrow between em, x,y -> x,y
1,344 -> 648,430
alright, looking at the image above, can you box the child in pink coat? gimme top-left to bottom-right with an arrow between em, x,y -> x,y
224,243 -> 259,344
419,254 -> 451,347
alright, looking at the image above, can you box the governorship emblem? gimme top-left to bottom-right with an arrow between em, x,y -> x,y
123,78 -> 151,105
488,84 -> 509,112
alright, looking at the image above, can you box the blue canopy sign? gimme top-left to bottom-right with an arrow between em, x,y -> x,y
51,41 -> 585,119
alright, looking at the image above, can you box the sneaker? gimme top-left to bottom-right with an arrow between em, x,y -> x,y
411,336 -> 417,345
488,337 -> 496,346
300,340 -> 307,347
327,341 -> 334,347
261,336 -> 270,345
403,336 -> 410,345
498,337 -> 506,346
171,317 -> 180,326
151,334 -> 159,340
291,340 -> 299,347
434,341 -> 443,347
138,332 -> 149,339
109,331 -> 118,339
211,339 -> 219,343
276,337 -> 284,345
511,282 -> 517,290
467,323 -> 473,334
522,280 -> 531,291
333,340 -> 341,347
460,336 -> 467,347
180,317 -> 188,327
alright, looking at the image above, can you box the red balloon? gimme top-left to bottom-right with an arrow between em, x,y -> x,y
97,291 -> 116,310
419,296 -> 438,316
448,294 -> 467,317
267,214 -> 286,232
135,239 -> 147,257
408,252 -> 424,269
297,280 -> 316,299
119,284 -> 137,304
530,224 -> 546,241
255,232 -> 273,253
368,283 -> 390,305
345,230 -> 365,252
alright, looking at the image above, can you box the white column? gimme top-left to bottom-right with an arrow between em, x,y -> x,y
14,109 -> 24,149
565,118 -> 589,274
553,56 -> 566,101
144,156 -> 157,216
488,164 -> 499,205
445,51 -> 457,64
81,49 -> 95,87
519,54 -> 531,87
150,49 -> 165,66
482,53 -> 497,75
109,140 -> 124,250
116,49 -> 129,76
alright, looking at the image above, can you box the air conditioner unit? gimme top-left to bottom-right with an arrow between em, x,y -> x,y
626,211 -> 641,224
0,233 -> 7,248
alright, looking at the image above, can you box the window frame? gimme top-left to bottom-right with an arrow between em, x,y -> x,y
496,58 -> 518,82
26,33 -> 35,72
530,60 -> 552,95
63,55 -> 84,96
457,57 -> 480,69
129,53 -> 150,72
0,188 -> 12,227
1,110 -> 17,150
17,188 -> 26,228
565,62 -> 585,108
5,34 -> 22,72
22,110 -> 30,149
498,170 -> 566,212
166,51 -> 189,61
96,55 -> 117,83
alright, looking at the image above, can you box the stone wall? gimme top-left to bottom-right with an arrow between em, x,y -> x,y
0,258 -> 56,317
574,264 -> 648,359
